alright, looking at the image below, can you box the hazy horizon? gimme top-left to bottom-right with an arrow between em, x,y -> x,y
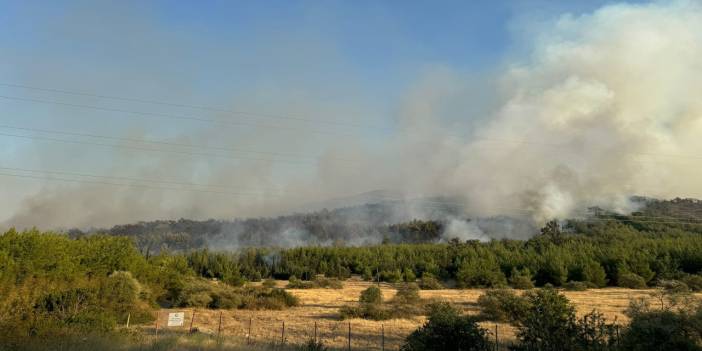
3,0 -> 702,232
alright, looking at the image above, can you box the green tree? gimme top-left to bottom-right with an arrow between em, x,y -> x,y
402,302 -> 491,351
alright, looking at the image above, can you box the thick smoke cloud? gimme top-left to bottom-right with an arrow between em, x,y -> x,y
3,1 -> 702,234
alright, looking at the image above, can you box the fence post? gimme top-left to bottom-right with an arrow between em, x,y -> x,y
495,324 -> 498,351
189,310 -> 196,333
348,322 -> 351,351
126,313 -> 131,328
217,311 -> 223,343
314,321 -> 318,343
281,321 -> 285,345
381,324 -> 385,351
154,311 -> 160,336
247,317 -> 252,344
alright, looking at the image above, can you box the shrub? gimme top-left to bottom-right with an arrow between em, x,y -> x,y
392,284 -> 421,305
563,281 -> 589,291
512,288 -> 578,351
682,275 -> 702,292
287,276 -> 314,289
298,338 -> 328,351
657,279 -> 691,294
419,273 -> 444,290
618,272 -> 647,289
104,271 -> 140,307
621,304 -> 702,351
359,286 -> 383,304
362,268 -> 373,281
582,261 -> 608,288
512,288 -> 617,351
380,270 -> 403,283
242,288 -> 299,310
476,289 -> 528,323
184,291 -> 213,308
534,255 -> 568,287
456,258 -> 507,288
510,275 -> 535,290
401,302 -> 491,351
262,279 -> 277,288
314,276 -> 343,289
403,268 -> 417,282
287,276 -> 342,289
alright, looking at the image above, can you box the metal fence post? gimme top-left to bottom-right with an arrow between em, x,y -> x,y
382,324 -> 385,351
248,317 -> 252,344
281,321 -> 285,345
154,311 -> 160,336
189,310 -> 196,333
217,311 -> 223,343
348,322 -> 351,351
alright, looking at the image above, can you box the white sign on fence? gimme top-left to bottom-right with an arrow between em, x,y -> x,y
167,312 -> 185,327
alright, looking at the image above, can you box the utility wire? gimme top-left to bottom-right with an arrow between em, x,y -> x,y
0,95 -> 358,138
0,82 -> 379,129
0,166 -> 285,194
0,132 -> 354,167
0,172 -> 287,198
0,124 -> 359,163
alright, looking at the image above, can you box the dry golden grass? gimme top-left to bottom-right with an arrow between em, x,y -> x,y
142,279 -> 673,350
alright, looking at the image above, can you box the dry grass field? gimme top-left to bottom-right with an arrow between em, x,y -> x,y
144,280 -> 669,350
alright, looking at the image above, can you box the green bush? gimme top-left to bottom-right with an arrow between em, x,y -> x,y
657,279 -> 691,294
512,288 -> 578,351
682,275 -> 702,292
359,286 -> 383,304
618,272 -> 647,289
392,284 -> 421,305
512,288 -> 617,351
298,338 -> 329,351
403,268 -> 417,282
509,268 -> 535,289
287,276 -> 342,289
380,270 -> 403,283
621,304 -> 702,351
401,302 -> 491,351
419,273 -> 444,290
563,281 -> 589,291
456,257 -> 507,288
476,289 -> 528,323
582,261 -> 608,288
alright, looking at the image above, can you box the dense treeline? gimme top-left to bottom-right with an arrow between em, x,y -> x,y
181,217 -> 702,290
66,197 -> 702,254
69,206 -> 451,253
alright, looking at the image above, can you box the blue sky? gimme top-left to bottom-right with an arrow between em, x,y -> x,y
0,0 -> 651,227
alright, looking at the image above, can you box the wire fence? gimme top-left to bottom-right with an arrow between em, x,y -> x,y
137,309 -> 528,350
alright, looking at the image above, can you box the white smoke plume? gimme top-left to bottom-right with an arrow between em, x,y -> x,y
3,1 -> 702,234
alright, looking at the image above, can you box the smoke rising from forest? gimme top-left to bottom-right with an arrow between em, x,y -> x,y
4,1 -> 702,238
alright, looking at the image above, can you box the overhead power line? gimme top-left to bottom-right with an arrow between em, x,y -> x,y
0,82 -> 378,129
0,124 -> 359,163
0,166 -> 285,194
0,95 -> 359,138
0,170 -> 288,198
0,131 -> 354,167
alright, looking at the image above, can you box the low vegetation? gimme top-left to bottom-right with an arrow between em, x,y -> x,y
401,302 -> 492,351
286,275 -> 343,289
339,284 -> 426,320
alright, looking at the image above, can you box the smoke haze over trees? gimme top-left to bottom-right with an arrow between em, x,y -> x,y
4,1 -> 702,230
